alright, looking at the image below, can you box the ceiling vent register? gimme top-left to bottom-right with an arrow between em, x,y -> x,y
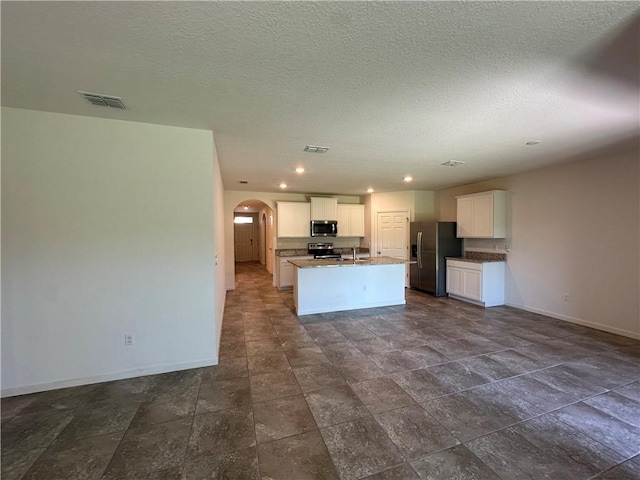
304,145 -> 330,154
78,91 -> 126,109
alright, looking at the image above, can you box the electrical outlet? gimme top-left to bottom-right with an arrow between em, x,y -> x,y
124,334 -> 135,346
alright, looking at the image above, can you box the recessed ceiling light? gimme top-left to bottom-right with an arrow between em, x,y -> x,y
279,183 -> 288,189
403,176 -> 413,182
367,188 -> 374,193
295,167 -> 305,174
526,140 -> 541,145
441,160 -> 465,167
243,206 -> 249,210
304,145 -> 330,154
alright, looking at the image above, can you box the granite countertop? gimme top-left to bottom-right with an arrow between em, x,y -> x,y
288,256 -> 405,268
446,251 -> 507,263
276,247 -> 370,257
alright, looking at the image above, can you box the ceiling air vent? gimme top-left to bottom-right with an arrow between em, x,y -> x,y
441,160 -> 465,167
304,145 -> 330,154
78,91 -> 126,109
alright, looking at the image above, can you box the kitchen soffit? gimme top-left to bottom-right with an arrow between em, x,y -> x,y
1,2 -> 638,194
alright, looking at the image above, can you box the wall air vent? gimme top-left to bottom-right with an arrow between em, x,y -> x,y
304,145 -> 330,154
78,91 -> 126,109
441,160 -> 465,167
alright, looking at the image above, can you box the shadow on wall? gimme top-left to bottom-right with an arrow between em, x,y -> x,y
574,12 -> 640,90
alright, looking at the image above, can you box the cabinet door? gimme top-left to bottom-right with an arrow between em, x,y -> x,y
349,205 -> 365,237
280,262 -> 294,288
277,203 -> 295,237
310,199 -> 323,220
446,267 -> 463,295
456,197 -> 473,237
311,198 -> 338,220
472,194 -> 494,237
293,203 -> 310,237
337,205 -> 351,237
462,269 -> 482,301
325,198 -> 338,221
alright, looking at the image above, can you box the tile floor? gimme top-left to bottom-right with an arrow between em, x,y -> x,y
2,261 -> 639,479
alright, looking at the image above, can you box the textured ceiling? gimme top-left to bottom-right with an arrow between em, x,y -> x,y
2,2 -> 638,195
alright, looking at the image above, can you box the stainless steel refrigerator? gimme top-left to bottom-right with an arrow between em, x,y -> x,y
410,221 -> 462,296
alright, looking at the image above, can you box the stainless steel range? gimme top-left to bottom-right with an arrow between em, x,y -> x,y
308,242 -> 342,259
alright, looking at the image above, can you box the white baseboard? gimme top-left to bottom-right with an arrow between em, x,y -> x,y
1,357 -> 218,398
448,294 -> 485,307
506,302 -> 640,340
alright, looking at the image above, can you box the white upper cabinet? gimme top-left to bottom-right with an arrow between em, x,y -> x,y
277,201 -> 310,238
456,190 -> 506,238
310,197 -> 338,221
337,204 -> 365,237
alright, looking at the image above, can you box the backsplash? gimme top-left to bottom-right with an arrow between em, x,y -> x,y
464,251 -> 507,261
276,238 -> 365,249
276,246 -> 370,257
463,237 -> 511,253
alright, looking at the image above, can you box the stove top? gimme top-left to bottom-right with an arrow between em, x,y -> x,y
308,242 -> 340,259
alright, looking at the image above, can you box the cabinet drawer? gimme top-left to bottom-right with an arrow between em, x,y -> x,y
447,260 -> 482,271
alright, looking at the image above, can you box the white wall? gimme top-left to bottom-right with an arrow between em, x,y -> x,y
414,191 -> 437,223
223,190 -> 362,289
2,108 -> 224,396
211,138 -> 226,358
365,190 -> 436,256
258,205 -> 275,274
436,143 -> 640,338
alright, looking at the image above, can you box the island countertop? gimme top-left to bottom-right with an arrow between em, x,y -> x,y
288,256 -> 405,268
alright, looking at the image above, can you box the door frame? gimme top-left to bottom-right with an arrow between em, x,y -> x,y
233,213 -> 259,262
375,209 -> 410,287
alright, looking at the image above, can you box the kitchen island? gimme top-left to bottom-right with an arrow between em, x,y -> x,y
288,257 -> 406,315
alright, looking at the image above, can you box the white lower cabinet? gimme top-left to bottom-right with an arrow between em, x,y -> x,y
446,259 -> 505,307
276,256 -> 312,290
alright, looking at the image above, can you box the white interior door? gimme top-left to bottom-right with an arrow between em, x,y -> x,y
377,211 -> 408,258
376,211 -> 409,286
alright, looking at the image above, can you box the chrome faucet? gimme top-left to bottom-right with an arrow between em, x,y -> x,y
352,246 -> 357,261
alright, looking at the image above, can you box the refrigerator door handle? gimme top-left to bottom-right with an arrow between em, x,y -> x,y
417,231 -> 423,269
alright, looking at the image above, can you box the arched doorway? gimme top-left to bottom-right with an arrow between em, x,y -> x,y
232,199 -> 274,274
260,213 -> 267,266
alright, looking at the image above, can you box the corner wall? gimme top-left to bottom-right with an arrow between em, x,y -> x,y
436,143 -> 640,338
1,108 -> 222,396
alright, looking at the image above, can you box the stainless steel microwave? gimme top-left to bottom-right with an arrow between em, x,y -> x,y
310,220 -> 338,237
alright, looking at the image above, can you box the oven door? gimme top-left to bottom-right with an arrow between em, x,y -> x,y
310,221 -> 338,237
